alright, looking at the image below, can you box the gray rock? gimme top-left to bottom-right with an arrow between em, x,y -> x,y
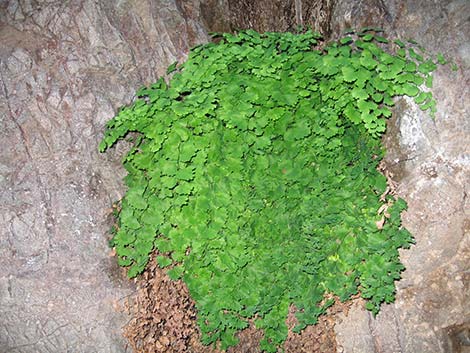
330,1 -> 470,352
0,1 -> 207,352
1,0 -> 468,352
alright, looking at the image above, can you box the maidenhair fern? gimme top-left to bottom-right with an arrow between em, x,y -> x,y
100,28 -> 443,352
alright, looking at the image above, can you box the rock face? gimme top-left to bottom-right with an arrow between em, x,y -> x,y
197,0 -> 336,36
0,0 -> 468,352
328,1 -> 470,353
0,1 -> 207,352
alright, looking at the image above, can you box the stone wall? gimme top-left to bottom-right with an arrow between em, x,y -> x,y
0,1 -> 207,352
0,0 -> 468,352
329,1 -> 469,352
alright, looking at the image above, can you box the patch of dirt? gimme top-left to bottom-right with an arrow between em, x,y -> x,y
123,258 -> 212,353
284,297 -> 354,353
123,254 -> 354,353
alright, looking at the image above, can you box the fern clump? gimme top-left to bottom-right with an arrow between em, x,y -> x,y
100,29 -> 441,351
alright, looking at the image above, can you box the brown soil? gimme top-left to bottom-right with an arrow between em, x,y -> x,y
122,255 -> 355,353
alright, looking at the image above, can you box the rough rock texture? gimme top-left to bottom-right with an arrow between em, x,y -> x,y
197,0 -> 336,35
1,0 -> 469,352
0,1 -> 207,352
329,1 -> 470,353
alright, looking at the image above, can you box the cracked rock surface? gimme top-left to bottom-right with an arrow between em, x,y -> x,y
0,1 -> 207,352
0,0 -> 468,352
329,1 -> 470,352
